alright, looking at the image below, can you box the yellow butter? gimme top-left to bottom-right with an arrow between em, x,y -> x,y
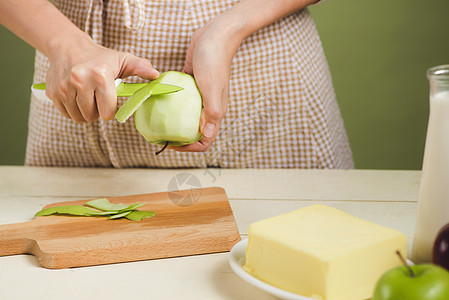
243,205 -> 407,300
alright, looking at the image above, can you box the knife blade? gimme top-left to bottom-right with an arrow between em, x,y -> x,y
31,79 -> 183,102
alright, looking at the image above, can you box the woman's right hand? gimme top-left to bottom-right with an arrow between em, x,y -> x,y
45,39 -> 159,123
1,0 -> 158,123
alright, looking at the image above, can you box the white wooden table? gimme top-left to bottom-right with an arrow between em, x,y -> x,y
0,167 -> 421,299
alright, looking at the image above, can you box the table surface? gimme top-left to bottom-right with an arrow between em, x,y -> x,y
0,166 -> 421,300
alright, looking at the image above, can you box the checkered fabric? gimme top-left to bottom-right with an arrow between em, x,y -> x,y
26,0 -> 354,169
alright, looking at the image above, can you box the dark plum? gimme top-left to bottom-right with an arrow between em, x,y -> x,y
432,223 -> 449,271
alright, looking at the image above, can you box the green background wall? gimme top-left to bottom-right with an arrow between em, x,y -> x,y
1,0 -> 448,168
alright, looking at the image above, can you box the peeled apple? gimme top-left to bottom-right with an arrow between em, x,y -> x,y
116,71 -> 203,154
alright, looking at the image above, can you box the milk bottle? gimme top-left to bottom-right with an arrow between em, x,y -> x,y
412,65 -> 449,263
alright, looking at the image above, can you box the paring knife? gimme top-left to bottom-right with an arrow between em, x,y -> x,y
31,79 -> 183,102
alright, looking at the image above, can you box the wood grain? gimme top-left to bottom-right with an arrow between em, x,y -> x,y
0,187 -> 241,269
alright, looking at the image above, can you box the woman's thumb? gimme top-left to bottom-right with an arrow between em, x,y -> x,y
200,98 -> 224,138
119,54 -> 159,80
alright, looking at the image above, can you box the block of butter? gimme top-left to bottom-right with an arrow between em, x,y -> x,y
243,204 -> 407,300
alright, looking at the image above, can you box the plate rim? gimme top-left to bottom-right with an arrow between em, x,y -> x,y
228,238 -> 413,300
228,238 -> 315,300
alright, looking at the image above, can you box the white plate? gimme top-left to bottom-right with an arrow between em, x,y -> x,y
229,238 -> 413,300
229,238 -> 315,300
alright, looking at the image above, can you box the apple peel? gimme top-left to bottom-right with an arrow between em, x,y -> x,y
86,198 -> 129,211
35,199 -> 155,221
108,210 -> 132,220
35,205 -> 105,217
115,79 -> 161,123
125,210 -> 156,221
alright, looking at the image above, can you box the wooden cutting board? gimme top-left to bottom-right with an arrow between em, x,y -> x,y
0,187 -> 241,269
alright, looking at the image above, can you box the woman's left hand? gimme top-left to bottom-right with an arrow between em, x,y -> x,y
168,17 -> 243,152
169,0 -> 315,153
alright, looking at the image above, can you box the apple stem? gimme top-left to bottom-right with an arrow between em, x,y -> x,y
155,142 -> 169,155
396,250 -> 415,278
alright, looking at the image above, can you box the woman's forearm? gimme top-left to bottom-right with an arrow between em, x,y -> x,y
212,0 -> 317,46
1,0 -> 160,123
0,0 -> 93,59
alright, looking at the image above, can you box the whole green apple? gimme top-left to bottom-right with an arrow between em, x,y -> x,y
372,263 -> 449,300
134,71 -> 202,152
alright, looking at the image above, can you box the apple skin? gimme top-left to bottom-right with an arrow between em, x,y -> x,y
372,264 -> 449,300
135,71 -> 202,146
433,223 -> 449,271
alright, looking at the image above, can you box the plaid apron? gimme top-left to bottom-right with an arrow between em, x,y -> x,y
26,0 -> 354,168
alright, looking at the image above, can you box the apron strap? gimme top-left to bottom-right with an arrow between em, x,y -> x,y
84,0 -> 112,166
122,0 -> 145,31
85,0 -> 145,36
84,0 -> 104,43
82,0 -> 145,168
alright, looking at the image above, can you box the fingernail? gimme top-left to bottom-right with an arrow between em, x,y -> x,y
203,122 -> 215,138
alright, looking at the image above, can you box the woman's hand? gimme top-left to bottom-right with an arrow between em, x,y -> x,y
1,0 -> 159,123
169,18 -> 243,152
168,0 -> 317,153
45,39 -> 159,123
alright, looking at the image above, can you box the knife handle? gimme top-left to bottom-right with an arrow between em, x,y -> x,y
31,79 -> 123,102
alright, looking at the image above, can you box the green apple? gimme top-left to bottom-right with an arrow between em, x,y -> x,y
134,71 -> 202,152
115,71 -> 203,154
372,262 -> 449,300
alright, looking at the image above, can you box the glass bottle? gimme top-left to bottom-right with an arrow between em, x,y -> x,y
412,65 -> 449,263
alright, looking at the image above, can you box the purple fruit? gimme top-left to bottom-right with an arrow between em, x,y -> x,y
433,223 -> 449,271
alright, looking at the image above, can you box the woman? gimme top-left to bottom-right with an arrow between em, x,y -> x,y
0,0 -> 353,168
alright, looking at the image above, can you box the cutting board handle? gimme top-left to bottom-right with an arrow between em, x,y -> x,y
0,221 -> 36,256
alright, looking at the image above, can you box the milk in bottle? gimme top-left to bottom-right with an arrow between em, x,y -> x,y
412,65 -> 449,263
